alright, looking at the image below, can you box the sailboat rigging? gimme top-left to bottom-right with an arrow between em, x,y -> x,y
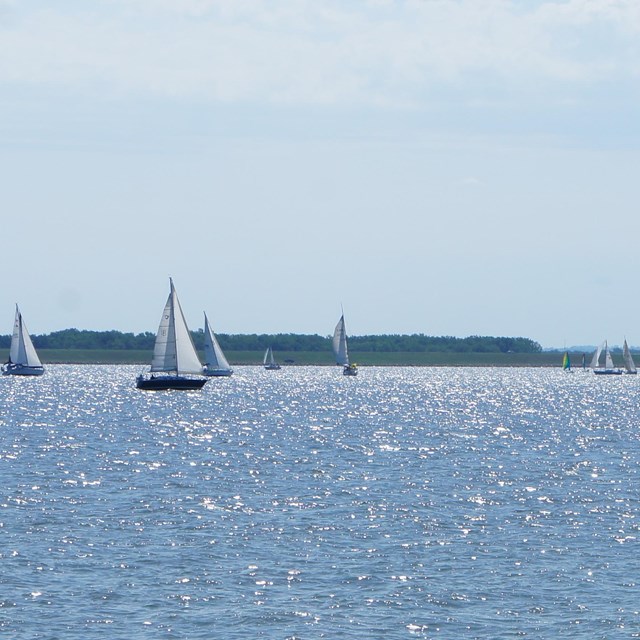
333,312 -> 358,376
591,340 -> 623,375
263,346 -> 281,370
2,305 -> 44,376
202,313 -> 233,377
136,279 -> 207,390
623,338 -> 637,374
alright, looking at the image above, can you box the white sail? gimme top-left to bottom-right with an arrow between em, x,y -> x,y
150,279 -> 203,375
590,341 -> 604,368
203,313 -> 231,371
333,314 -> 349,366
604,341 -> 614,369
264,347 -> 273,366
10,305 -> 42,367
623,339 -> 637,373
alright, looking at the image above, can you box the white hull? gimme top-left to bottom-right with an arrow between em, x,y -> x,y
203,367 -> 233,377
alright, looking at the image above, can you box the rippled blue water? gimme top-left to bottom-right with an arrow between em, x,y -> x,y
1,365 -> 639,638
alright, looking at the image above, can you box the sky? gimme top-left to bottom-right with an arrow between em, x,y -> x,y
2,0 -> 640,348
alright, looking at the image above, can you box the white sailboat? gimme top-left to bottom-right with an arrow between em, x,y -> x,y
333,312 -> 357,376
623,338 -> 637,374
203,313 -> 233,377
136,278 -> 207,390
2,305 -> 44,376
591,340 -> 623,375
263,346 -> 281,370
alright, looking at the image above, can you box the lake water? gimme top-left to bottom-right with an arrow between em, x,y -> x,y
1,365 -> 639,638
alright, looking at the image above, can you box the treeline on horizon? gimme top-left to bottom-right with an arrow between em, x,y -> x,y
0,329 -> 542,354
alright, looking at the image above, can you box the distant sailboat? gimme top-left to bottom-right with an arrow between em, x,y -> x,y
562,351 -> 572,372
136,279 -> 207,390
623,338 -> 637,374
2,305 -> 44,376
333,312 -> 357,376
263,346 -> 281,370
591,340 -> 623,375
202,313 -> 233,377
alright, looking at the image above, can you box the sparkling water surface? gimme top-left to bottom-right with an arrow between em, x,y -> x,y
1,365 -> 639,638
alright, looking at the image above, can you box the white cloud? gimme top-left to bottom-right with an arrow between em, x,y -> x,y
0,0 -> 638,106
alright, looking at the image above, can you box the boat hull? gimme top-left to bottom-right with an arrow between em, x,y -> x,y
264,364 -> 281,371
593,369 -> 623,375
2,363 -> 45,376
203,369 -> 233,377
343,365 -> 358,376
136,375 -> 207,390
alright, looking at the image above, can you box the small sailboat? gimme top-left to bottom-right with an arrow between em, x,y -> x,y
591,340 -> 623,375
263,346 -> 281,370
202,313 -> 233,377
623,338 -> 637,374
562,351 -> 572,372
2,305 -> 44,376
333,312 -> 357,376
136,279 -> 207,390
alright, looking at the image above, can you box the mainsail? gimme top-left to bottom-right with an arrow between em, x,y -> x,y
204,313 -> 231,371
264,347 -> 274,366
604,341 -> 615,369
590,341 -> 605,368
10,305 -> 42,368
332,314 -> 349,366
150,279 -> 203,375
623,339 -> 637,373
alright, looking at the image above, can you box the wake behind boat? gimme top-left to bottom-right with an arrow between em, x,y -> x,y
202,313 -> 233,377
2,305 -> 44,376
333,312 -> 357,376
136,279 -> 207,390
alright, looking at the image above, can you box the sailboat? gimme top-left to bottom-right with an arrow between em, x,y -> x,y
333,312 -> 357,376
136,278 -> 207,390
263,346 -> 281,370
202,313 -> 233,377
591,340 -> 623,375
622,338 -> 637,374
562,351 -> 572,372
2,305 -> 44,376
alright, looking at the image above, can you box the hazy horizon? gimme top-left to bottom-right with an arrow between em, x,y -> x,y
3,2 -> 639,348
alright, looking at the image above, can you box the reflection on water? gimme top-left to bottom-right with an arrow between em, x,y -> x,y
0,365 -> 639,637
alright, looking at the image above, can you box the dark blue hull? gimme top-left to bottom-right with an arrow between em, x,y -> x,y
136,375 -> 207,390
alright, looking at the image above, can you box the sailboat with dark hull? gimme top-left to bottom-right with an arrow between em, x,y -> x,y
333,312 -> 357,376
2,305 -> 44,376
136,279 -> 207,390
591,340 -> 623,375
263,346 -> 281,370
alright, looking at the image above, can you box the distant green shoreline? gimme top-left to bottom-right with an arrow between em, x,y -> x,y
31,349 -> 583,367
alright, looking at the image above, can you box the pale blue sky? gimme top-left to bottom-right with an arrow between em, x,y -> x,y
2,0 -> 640,348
